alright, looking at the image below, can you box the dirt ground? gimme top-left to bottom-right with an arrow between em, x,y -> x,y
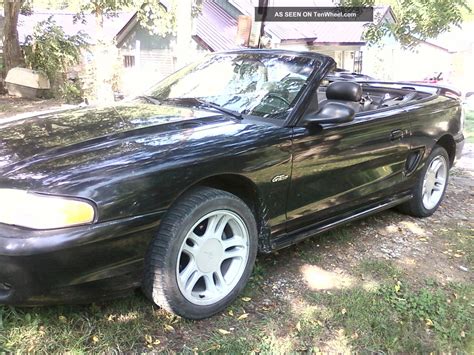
0,95 -> 67,120
260,164 -> 473,297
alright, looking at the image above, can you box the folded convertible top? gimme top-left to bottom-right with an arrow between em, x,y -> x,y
359,81 -> 462,99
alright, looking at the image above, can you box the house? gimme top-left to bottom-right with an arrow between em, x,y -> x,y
221,0 -> 396,73
363,22 -> 474,92
114,0 -> 241,93
10,3 -> 241,94
8,1 -> 401,95
423,23 -> 474,93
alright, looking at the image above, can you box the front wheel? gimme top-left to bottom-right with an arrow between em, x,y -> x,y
398,145 -> 450,217
142,187 -> 258,319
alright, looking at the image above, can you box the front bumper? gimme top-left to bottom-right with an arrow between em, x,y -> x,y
0,211 -> 164,305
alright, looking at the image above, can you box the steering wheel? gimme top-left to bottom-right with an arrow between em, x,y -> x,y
264,93 -> 290,106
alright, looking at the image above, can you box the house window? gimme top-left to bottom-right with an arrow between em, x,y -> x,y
123,55 -> 135,68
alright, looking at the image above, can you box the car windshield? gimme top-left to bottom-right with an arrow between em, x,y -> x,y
146,53 -> 320,118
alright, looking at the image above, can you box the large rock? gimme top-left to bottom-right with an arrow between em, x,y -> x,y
5,67 -> 51,98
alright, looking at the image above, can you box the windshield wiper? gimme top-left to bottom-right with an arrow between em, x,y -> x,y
197,100 -> 244,120
162,97 -> 243,120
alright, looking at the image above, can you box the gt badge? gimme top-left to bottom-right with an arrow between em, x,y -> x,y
271,174 -> 289,183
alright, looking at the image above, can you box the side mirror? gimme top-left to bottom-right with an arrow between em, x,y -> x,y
303,102 -> 355,126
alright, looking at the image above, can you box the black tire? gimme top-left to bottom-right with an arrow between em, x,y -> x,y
397,145 -> 450,217
142,187 -> 258,319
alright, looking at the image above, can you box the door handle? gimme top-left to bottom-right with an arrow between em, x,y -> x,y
390,129 -> 404,141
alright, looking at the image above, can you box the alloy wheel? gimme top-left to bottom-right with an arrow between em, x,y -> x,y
422,155 -> 448,210
176,210 -> 250,305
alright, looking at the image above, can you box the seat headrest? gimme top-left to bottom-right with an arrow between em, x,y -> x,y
326,81 -> 362,102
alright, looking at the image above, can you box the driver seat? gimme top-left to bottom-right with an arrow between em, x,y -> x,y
319,81 -> 363,113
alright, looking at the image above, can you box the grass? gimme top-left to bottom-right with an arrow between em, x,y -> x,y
0,214 -> 472,353
0,296 -> 159,352
2,259 -> 472,353
198,260 -> 474,353
307,279 -> 473,353
295,227 -> 354,264
356,259 -> 402,280
465,110 -> 474,143
441,225 -> 474,269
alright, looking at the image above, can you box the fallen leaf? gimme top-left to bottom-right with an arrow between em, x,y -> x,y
92,335 -> 99,343
164,324 -> 175,332
228,310 -> 234,317
241,297 -> 251,302
461,331 -> 466,338
218,329 -> 231,335
237,313 -> 249,320
296,321 -> 301,332
394,281 -> 401,293
204,344 -> 221,351
58,315 -> 67,323
145,335 -> 153,344
425,318 -> 434,327
341,308 -> 347,315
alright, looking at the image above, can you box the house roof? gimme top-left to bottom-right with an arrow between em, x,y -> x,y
193,0 -> 240,51
16,11 -> 135,44
267,7 -> 393,44
228,0 -> 395,44
115,0 -> 241,52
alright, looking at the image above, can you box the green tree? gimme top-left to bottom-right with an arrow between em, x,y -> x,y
23,17 -> 88,102
23,17 -> 88,84
73,0 -> 200,102
342,0 -> 472,48
75,0 -> 201,37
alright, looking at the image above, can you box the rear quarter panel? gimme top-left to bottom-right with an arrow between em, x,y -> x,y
405,95 -> 463,174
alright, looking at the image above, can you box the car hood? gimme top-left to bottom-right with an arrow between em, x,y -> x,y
0,102 -> 227,175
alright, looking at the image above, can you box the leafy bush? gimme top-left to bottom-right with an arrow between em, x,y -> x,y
23,17 -> 89,98
58,80 -> 84,104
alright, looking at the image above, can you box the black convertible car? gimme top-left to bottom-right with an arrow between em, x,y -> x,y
0,50 -> 465,319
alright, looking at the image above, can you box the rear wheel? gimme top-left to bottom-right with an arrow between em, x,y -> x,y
142,187 -> 258,319
398,145 -> 449,217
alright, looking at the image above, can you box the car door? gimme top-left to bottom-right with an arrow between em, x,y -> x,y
285,109 -> 411,233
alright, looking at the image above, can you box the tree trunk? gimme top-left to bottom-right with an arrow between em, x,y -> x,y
3,0 -> 25,73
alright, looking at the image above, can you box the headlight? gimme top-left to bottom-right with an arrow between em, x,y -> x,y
0,189 -> 95,229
